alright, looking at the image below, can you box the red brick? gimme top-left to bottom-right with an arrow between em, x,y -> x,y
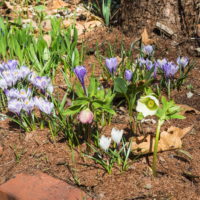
0,172 -> 92,200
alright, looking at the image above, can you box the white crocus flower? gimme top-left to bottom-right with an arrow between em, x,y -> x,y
111,128 -> 123,145
99,135 -> 111,151
136,95 -> 159,117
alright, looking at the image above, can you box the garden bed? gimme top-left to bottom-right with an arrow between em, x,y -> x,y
0,1 -> 200,200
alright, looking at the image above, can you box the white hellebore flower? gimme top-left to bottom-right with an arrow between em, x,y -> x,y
136,95 -> 159,117
111,128 -> 123,145
99,135 -> 111,151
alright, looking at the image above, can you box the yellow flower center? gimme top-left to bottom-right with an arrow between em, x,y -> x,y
147,99 -> 155,108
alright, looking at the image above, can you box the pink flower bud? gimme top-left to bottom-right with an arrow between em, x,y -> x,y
78,109 -> 94,124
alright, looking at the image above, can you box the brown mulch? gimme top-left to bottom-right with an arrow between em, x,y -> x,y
1,20 -> 200,200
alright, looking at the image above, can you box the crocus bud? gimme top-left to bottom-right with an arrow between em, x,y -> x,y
142,45 -> 154,56
74,66 -> 87,94
176,56 -> 189,68
111,128 -> 123,145
78,109 -> 94,124
105,58 -> 118,75
125,70 -> 133,81
99,135 -> 111,151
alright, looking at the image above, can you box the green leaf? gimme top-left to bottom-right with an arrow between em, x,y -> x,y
137,112 -> 144,121
170,114 -> 185,119
63,105 -> 82,115
73,97 -> 89,106
75,83 -> 85,97
88,77 -> 97,97
114,78 -> 128,94
34,5 -> 46,12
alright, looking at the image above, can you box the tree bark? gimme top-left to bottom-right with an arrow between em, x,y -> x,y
120,0 -> 200,39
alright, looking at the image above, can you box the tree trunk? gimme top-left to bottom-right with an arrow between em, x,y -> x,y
120,0 -> 200,39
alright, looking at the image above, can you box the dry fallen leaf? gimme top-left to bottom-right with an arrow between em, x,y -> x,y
41,19 -> 52,32
48,0 -> 69,10
141,28 -> 154,45
4,1 -> 14,10
84,20 -> 102,31
178,104 -> 200,115
43,35 -> 52,47
131,126 -> 193,154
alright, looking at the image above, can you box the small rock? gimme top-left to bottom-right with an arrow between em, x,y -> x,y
159,156 -> 165,162
0,114 -> 7,121
56,158 -> 66,165
141,118 -> 156,124
156,22 -> 175,37
187,92 -> 194,99
34,153 -> 43,158
144,183 -> 152,190
0,176 -> 6,184
25,132 -> 34,142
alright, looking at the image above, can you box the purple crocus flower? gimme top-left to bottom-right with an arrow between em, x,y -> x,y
105,58 -> 118,74
34,97 -> 54,115
30,75 -> 53,93
176,56 -> 189,68
142,45 -> 154,56
145,59 -> 154,70
3,60 -> 18,71
22,98 -> 35,113
137,57 -> 146,67
1,70 -> 17,87
125,70 -> 133,81
163,62 -> 179,78
19,66 -> 31,79
19,88 -> 32,99
155,58 -> 168,70
0,79 -> 7,90
0,64 -> 4,72
74,66 -> 87,94
28,72 -> 37,83
12,69 -> 24,81
8,99 -> 23,115
5,88 -> 20,100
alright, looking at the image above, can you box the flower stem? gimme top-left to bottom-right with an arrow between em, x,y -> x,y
167,79 -> 171,99
152,119 -> 163,177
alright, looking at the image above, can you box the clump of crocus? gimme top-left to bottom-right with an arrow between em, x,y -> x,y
0,61 -> 32,90
74,66 -> 87,95
30,76 -> 53,94
78,109 -> 94,124
162,62 -> 179,79
105,57 -> 118,75
136,95 -> 159,117
125,70 -> 133,81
